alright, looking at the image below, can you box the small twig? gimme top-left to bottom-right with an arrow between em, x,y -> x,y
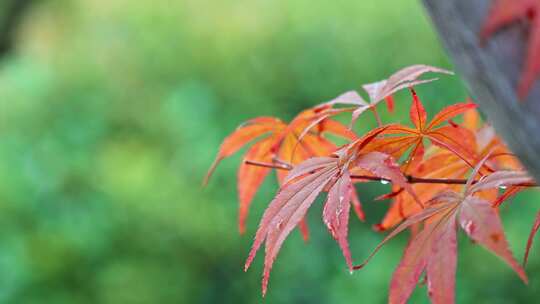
272,157 -> 294,169
244,160 -> 539,187
245,159 -> 292,170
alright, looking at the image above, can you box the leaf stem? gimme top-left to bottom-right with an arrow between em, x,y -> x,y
370,106 -> 383,127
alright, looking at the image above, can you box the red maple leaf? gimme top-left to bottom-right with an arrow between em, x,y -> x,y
355,156 -> 532,304
321,64 -> 453,126
481,0 -> 540,99
244,126 -> 420,296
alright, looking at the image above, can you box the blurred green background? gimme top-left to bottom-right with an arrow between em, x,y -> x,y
0,0 -> 539,303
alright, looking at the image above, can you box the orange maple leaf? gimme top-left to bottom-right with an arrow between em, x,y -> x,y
376,108 -> 523,231
366,89 -> 477,174
204,108 -> 359,234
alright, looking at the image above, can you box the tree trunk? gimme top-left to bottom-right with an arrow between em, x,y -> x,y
422,0 -> 540,182
0,0 -> 35,57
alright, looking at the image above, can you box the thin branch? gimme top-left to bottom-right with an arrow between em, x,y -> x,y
271,157 -> 294,169
244,159 -> 539,187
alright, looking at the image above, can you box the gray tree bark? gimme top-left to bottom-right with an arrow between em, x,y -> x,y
422,0 -> 540,182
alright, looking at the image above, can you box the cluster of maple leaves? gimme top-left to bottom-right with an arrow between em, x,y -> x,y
204,65 -> 539,304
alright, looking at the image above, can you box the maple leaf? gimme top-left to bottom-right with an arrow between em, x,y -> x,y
376,108 -> 524,231
204,116 -> 284,185
362,65 -> 453,104
321,65 -> 453,126
481,0 -> 540,99
369,89 -> 477,173
356,156 -> 533,304
204,110 -> 357,234
244,126 -> 420,296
